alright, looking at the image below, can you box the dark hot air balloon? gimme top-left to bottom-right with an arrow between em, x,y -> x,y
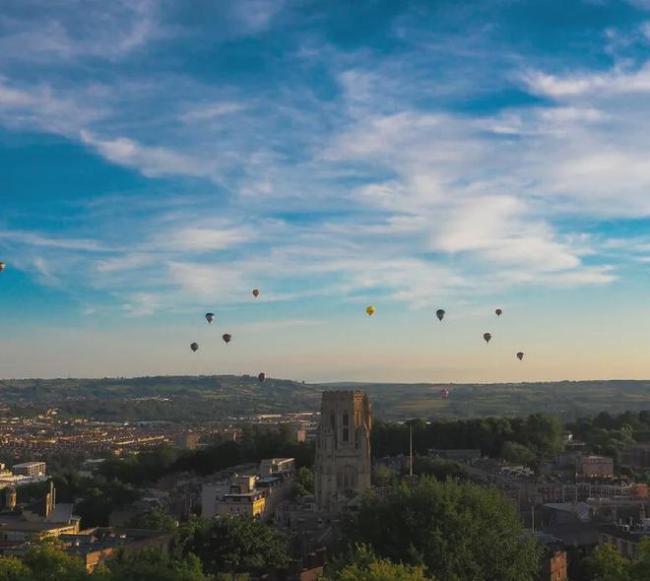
495,308 -> 503,316
205,313 -> 215,324
483,332 -> 492,343
190,342 -> 199,352
252,289 -> 260,298
222,333 -> 232,344
258,372 -> 266,383
516,351 -> 524,361
436,309 -> 445,321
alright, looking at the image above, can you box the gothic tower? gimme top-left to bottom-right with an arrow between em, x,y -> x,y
314,390 -> 372,511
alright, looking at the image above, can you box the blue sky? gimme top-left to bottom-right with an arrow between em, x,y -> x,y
2,0 -> 650,381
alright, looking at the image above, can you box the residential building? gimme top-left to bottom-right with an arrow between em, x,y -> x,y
260,458 -> 295,477
599,522 -> 650,559
578,455 -> 614,479
0,482 -> 80,551
62,528 -> 171,573
12,462 -> 46,478
174,431 -> 201,450
215,475 -> 266,518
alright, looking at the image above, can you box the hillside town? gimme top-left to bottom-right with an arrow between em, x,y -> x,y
2,390 -> 650,579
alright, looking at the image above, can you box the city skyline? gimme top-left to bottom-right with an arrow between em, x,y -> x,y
3,0 -> 650,381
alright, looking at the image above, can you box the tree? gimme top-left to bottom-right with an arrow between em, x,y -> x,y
523,414 -> 563,458
21,542 -> 88,581
587,543 -> 631,581
348,478 -> 541,581
629,537 -> 650,581
290,467 -> 314,498
127,507 -> 178,532
412,457 -> 467,481
501,442 -> 536,466
101,547 -> 209,581
372,465 -> 397,487
176,517 -> 290,577
0,556 -> 31,581
331,545 -> 432,581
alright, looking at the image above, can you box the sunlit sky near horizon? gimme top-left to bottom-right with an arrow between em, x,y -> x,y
2,0 -> 650,382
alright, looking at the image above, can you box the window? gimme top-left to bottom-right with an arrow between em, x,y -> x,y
343,413 -> 349,442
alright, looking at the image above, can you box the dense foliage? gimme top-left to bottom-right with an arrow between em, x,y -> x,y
0,519 -> 290,581
373,413 -> 563,462
173,517 -> 291,578
567,410 -> 650,458
0,542 -> 209,581
347,477 -> 541,581
329,545 -> 432,581
586,538 -> 650,581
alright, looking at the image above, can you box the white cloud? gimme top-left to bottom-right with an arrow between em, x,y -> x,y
152,226 -> 253,252
231,0 -> 286,33
522,64 -> 650,98
96,253 -> 155,273
167,262 -> 247,299
180,102 -> 246,123
0,230 -> 107,252
32,256 -> 60,286
0,78 -> 104,136
122,292 -> 160,317
0,0 -> 161,64
431,196 -> 582,272
79,130 -> 217,180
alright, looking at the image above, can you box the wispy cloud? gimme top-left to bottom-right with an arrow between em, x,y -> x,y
122,292 -> 161,317
0,0 -> 161,64
79,131 -> 218,180
0,230 -> 108,252
180,102 -> 247,124
522,64 -> 650,98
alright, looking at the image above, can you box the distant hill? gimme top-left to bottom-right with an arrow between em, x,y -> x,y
2,376 -> 650,422
322,380 -> 650,421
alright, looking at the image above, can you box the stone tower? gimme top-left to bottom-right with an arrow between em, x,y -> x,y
314,390 -> 372,511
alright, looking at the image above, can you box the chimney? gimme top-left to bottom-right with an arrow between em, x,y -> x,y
5,487 -> 17,510
44,480 -> 55,519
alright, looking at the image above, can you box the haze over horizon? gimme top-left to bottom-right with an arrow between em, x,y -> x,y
3,1 -> 650,382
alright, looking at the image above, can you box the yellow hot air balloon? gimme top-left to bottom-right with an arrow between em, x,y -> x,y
366,305 -> 376,316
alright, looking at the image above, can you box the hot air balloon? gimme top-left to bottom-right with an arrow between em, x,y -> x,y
495,308 -> 503,316
366,305 -> 376,316
222,333 -> 232,344
190,342 -> 199,352
258,372 -> 266,383
436,309 -> 445,321
483,332 -> 492,344
0,262 -> 5,272
516,351 -> 524,361
252,289 -> 260,298
205,313 -> 215,324
441,388 -> 450,400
